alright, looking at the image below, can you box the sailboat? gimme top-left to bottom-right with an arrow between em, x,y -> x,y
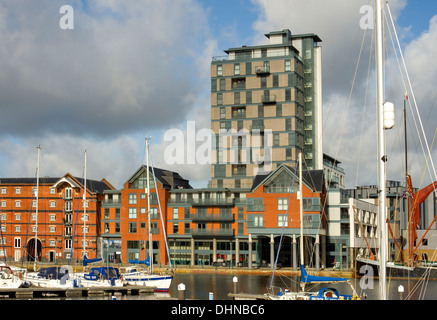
266,153 -> 359,300
120,138 -> 173,291
72,151 -> 123,288
355,1 -> 437,290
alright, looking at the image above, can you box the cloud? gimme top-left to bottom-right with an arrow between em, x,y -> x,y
0,0 -> 210,138
249,0 -> 437,188
0,0 -> 216,188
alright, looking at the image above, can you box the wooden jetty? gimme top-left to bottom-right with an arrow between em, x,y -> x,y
0,285 -> 155,299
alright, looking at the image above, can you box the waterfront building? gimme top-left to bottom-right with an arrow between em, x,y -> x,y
210,29 -> 323,189
0,174 -> 113,264
101,166 -> 192,265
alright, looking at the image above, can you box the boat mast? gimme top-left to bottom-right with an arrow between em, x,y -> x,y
83,150 -> 87,259
376,0 -> 387,300
146,138 -> 153,273
34,145 -> 41,272
404,96 -> 412,266
298,152 -> 305,292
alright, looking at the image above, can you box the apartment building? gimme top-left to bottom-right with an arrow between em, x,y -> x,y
210,29 -> 323,189
0,174 -> 113,264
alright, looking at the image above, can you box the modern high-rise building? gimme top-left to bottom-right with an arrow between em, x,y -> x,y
210,29 -> 323,189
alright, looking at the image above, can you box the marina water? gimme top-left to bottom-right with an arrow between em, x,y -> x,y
25,272 -> 437,300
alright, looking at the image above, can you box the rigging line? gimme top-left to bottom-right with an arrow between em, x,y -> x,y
148,139 -> 173,270
69,166 -> 85,266
355,29 -> 374,187
21,168 -> 38,269
332,21 -> 368,188
386,3 -> 437,183
269,163 -> 298,289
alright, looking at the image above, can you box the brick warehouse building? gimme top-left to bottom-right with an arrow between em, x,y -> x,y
0,174 -> 113,264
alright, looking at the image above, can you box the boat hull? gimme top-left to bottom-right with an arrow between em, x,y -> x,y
122,274 -> 172,291
355,258 -> 437,279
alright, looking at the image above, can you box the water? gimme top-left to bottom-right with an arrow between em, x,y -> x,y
166,273 -> 437,300
19,272 -> 437,300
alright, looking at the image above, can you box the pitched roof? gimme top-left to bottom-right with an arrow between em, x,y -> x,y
126,165 -> 192,190
0,174 -> 113,194
250,164 -> 324,193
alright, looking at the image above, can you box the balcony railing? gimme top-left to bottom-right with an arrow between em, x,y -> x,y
255,66 -> 270,75
191,228 -> 235,237
191,212 -> 234,222
191,198 -> 234,207
262,95 -> 276,104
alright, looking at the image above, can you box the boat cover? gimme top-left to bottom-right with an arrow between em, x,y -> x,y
300,265 -> 348,283
83,255 -> 103,266
129,257 -> 150,266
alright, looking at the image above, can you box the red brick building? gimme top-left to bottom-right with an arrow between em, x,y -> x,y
0,174 -> 113,264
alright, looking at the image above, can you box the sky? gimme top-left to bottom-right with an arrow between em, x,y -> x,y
0,0 -> 436,191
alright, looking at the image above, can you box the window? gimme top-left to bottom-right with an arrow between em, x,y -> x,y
220,78 -> 226,91
254,215 -> 263,227
14,238 -> 21,248
128,193 -> 137,204
217,93 -> 223,105
65,239 -> 72,250
278,215 -> 288,227
220,107 -> 226,119
128,208 -> 137,219
285,89 -> 291,101
273,75 -> 278,87
49,226 -> 56,233
0,214 -> 6,221
14,226 -> 21,232
49,214 -> 56,221
273,133 -> 280,147
49,201 -> 56,207
49,240 -> 56,246
15,201 -> 21,208
278,198 -> 288,210
1,201 -> 5,208
173,223 -> 179,234
14,214 -> 20,221
261,76 -> 267,88
104,208 -> 110,219
50,188 -> 56,194
234,63 -> 240,75
173,208 -> 179,220
64,188 -> 72,199
15,187 -> 21,194
150,207 -> 158,219
1,188 -> 6,194
217,65 -> 223,76
128,222 -> 137,233
82,226 -> 89,234
115,222 -> 120,233
246,91 -> 252,104
285,60 -> 291,71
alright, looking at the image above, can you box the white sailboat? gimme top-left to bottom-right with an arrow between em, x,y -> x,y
0,265 -> 23,289
121,138 -> 173,291
266,153 -> 359,300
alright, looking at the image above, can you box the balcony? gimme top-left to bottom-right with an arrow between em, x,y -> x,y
191,228 -> 235,238
255,66 -> 270,75
191,198 -> 234,207
191,212 -> 234,222
262,95 -> 276,104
